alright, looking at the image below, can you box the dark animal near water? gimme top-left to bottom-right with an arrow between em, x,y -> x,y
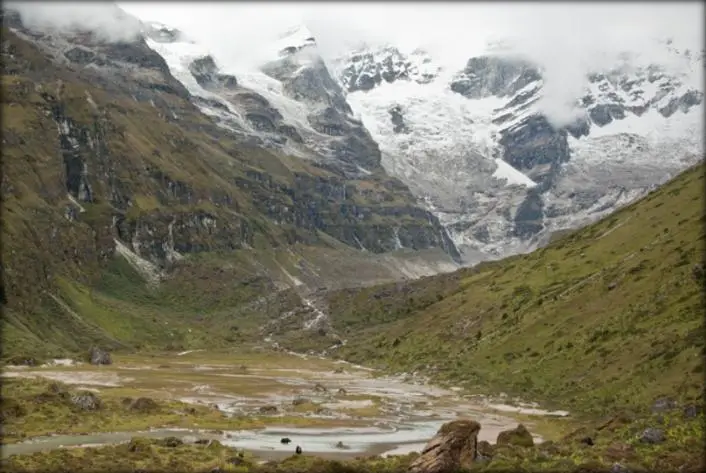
295,445 -> 302,454
281,438 -> 291,444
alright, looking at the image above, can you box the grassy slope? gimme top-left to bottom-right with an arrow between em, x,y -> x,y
326,163 -> 705,416
0,27 -> 456,360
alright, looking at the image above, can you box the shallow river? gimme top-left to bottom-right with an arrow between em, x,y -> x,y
2,350 -> 565,460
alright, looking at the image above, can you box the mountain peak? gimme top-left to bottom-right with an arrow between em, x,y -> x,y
274,24 -> 316,57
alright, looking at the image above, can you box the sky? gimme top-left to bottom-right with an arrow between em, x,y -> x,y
122,1 -> 705,127
6,1 -> 704,127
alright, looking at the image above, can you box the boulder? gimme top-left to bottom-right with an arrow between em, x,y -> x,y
159,436 -> 183,448
129,397 -> 159,413
496,424 -> 534,448
227,456 -> 245,466
683,403 -> 703,419
70,391 -> 102,411
292,397 -> 309,406
408,419 -> 480,473
259,405 -> 278,414
475,440 -> 494,463
639,427 -> 665,444
5,355 -> 39,366
127,437 -> 152,453
651,397 -> 677,413
0,397 -> 27,421
88,346 -> 112,365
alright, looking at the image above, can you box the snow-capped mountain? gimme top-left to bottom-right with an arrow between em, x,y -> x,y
25,1 -> 699,265
138,22 -> 461,258
140,18 -> 703,263
141,23 -> 387,177
330,42 -> 704,261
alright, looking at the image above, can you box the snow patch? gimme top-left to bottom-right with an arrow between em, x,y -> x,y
113,238 -> 163,285
492,158 -> 537,188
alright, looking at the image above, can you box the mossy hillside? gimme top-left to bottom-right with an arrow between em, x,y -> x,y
1,27 -> 456,359
2,232 -> 456,361
317,163 -> 706,416
477,407 -> 704,473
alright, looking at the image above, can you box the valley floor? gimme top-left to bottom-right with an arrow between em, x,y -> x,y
2,347 -> 703,473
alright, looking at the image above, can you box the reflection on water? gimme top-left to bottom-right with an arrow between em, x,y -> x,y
2,352 -> 557,461
2,422 -> 443,458
223,422 -> 443,453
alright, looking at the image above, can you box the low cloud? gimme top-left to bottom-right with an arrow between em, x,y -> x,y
9,2 -> 702,128
6,2 -> 143,43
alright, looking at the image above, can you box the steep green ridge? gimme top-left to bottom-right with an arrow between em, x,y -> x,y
307,163 -> 706,416
0,25 -> 457,360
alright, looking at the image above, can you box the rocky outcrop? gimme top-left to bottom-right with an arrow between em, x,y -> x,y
408,419 -> 480,473
2,9 -> 462,357
498,114 -> 570,189
129,397 -> 159,412
338,46 -> 439,93
584,66 -> 703,126
259,405 -> 278,414
89,347 -> 112,365
389,105 -> 410,134
496,424 -> 535,448
260,39 -> 387,172
639,427 -> 665,444
70,391 -> 102,410
513,189 -> 545,238
144,23 -> 185,44
450,55 -> 541,99
188,55 -> 238,90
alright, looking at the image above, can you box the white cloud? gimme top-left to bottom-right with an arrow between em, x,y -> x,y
6,2 -> 143,42
117,1 -> 703,127
8,2 -> 703,127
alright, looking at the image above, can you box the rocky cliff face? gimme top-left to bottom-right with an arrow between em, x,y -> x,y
1,9 -> 461,356
140,23 -> 460,258
335,44 -> 703,262
339,46 -> 439,93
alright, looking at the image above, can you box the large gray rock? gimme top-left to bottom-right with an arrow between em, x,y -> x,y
498,114 -> 570,189
408,419 -> 480,473
496,424 -> 535,448
338,46 -> 438,93
450,55 -> 541,99
89,346 -> 112,365
188,55 -> 237,90
71,391 -> 102,410
639,427 -> 665,444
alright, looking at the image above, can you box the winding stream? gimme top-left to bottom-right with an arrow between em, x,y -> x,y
2,350 -> 564,460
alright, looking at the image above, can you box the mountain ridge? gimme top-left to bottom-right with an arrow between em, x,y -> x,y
1,10 -> 460,359
271,161 -> 705,416
332,37 -> 703,262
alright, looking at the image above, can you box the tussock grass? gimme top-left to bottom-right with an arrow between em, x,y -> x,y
318,164 -> 706,417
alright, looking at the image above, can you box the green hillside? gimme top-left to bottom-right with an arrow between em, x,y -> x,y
313,163 -> 706,416
0,26 -> 456,360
